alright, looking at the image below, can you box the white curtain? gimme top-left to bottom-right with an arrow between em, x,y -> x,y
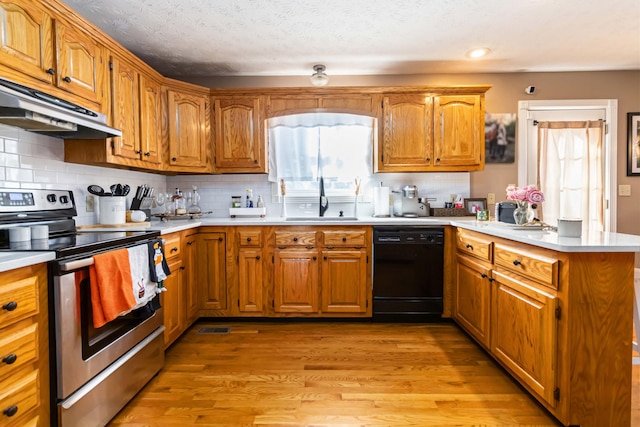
537,120 -> 604,231
267,113 -> 374,190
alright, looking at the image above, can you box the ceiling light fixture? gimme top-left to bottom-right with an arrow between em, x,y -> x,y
310,64 -> 329,86
466,48 -> 491,59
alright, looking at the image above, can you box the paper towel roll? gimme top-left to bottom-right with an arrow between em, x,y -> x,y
373,187 -> 390,217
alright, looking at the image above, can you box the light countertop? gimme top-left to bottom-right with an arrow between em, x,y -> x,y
5,216 -> 640,273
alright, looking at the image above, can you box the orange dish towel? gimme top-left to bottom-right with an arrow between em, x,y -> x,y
89,248 -> 136,328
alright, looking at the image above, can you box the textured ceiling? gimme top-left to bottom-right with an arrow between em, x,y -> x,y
63,0 -> 640,78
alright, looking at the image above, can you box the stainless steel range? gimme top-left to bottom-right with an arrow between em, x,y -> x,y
0,188 -> 165,427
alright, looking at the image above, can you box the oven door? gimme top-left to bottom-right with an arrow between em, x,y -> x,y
53,255 -> 164,400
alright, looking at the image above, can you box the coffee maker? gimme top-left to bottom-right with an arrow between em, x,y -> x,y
401,185 -> 419,217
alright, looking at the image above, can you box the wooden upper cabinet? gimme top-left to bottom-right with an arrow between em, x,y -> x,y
434,95 -> 484,169
378,94 -> 434,170
54,21 -> 103,105
0,0 -> 54,84
109,55 -> 161,166
377,92 -> 485,172
212,96 -> 266,173
165,87 -> 211,172
110,55 -> 139,160
267,93 -> 374,117
267,96 -> 319,116
138,73 -> 162,164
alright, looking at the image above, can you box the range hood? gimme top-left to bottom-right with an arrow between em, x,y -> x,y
0,78 -> 121,139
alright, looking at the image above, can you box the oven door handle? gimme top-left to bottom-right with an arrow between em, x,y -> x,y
59,257 -> 95,272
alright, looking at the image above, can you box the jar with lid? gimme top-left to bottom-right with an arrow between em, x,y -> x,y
231,196 -> 242,208
187,186 -> 201,214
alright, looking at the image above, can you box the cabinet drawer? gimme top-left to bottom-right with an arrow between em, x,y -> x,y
238,230 -> 262,247
456,229 -> 492,262
0,321 -> 37,380
0,368 -> 38,424
0,277 -> 38,327
163,234 -> 182,259
275,231 -> 317,247
323,230 -> 366,247
494,243 -> 558,288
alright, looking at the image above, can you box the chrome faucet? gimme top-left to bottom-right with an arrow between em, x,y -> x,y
319,176 -> 329,217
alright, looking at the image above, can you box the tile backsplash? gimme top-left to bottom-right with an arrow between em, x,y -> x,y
0,124 -> 470,223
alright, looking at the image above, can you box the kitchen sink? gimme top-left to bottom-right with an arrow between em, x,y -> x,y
285,216 -> 358,221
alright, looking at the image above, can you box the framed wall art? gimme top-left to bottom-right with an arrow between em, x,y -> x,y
627,112 -> 640,176
485,113 -> 516,164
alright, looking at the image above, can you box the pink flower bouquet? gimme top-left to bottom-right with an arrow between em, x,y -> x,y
506,185 -> 545,206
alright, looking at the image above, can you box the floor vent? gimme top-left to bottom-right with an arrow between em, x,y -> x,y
197,326 -> 231,334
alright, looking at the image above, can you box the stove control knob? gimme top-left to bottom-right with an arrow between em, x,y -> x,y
60,195 -> 69,204
47,194 -> 57,203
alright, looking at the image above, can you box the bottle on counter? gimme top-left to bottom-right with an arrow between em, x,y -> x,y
173,188 -> 186,215
245,189 -> 253,208
256,195 -> 265,208
187,186 -> 201,214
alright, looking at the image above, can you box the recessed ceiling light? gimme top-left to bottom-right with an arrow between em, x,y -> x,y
466,48 -> 491,59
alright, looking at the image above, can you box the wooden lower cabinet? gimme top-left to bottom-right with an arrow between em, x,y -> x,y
0,263 -> 49,427
453,227 -> 634,427
237,248 -> 264,313
453,254 -> 491,348
162,256 -> 183,347
320,249 -> 368,313
182,232 -> 199,324
197,231 -> 227,312
491,270 -> 558,407
273,249 -> 319,313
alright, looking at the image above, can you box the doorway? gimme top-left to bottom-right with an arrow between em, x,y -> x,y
517,99 -> 618,232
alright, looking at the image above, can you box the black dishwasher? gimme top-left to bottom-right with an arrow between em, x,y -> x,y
373,226 -> 444,322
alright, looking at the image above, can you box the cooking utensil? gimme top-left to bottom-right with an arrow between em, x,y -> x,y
87,185 -> 106,196
121,185 -> 130,196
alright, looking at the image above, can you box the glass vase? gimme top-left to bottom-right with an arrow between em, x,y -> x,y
513,200 -> 529,225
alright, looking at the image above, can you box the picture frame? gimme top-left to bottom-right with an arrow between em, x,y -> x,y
464,198 -> 487,216
627,112 -> 640,176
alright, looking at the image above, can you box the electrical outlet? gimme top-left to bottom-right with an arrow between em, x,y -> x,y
487,193 -> 496,204
86,195 -> 95,212
619,184 -> 632,196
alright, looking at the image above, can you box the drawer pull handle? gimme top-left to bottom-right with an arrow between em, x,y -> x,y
246,237 -> 252,242
466,244 -> 473,249
46,68 -> 56,75
2,301 -> 17,312
306,246 -> 314,249
293,237 -> 298,242
342,237 -> 347,242
2,405 -> 17,417
171,247 -> 178,252
187,241 -> 194,246
180,266 -> 185,271
481,273 -> 487,279
488,277 -> 495,282
513,259 -> 522,266
218,237 -> 223,242
312,256 -> 317,261
2,354 -> 17,365
62,76 -> 72,83
144,152 -> 151,157
324,256 -> 328,260
255,255 -> 260,260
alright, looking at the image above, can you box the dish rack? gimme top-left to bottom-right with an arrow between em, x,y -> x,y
152,211 -> 213,221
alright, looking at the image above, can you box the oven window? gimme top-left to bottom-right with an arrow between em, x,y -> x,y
78,275 -> 159,360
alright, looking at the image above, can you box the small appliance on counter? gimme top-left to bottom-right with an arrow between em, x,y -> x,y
495,201 -> 517,224
400,185 -> 419,217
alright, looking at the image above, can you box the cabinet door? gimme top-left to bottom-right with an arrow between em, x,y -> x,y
320,250 -> 368,313
55,22 -> 102,105
379,94 -> 433,170
109,55 -> 139,160
167,90 -> 208,168
238,248 -> 264,313
162,257 -> 183,348
491,270 -> 558,407
182,233 -> 199,324
138,73 -> 162,165
0,0 -> 54,84
213,96 -> 265,172
198,232 -> 227,311
273,250 -> 319,313
434,95 -> 483,167
454,254 -> 492,347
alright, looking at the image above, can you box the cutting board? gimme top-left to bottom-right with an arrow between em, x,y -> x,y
77,222 -> 151,229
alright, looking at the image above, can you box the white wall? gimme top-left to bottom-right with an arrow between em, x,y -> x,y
0,123 -> 470,222
0,125 -> 166,226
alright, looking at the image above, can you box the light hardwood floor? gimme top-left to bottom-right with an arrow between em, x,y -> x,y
110,322 -> 640,427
